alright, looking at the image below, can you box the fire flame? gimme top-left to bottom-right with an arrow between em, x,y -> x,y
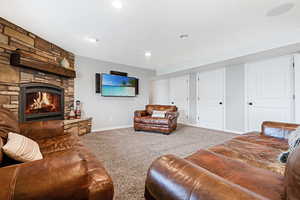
29,92 -> 56,111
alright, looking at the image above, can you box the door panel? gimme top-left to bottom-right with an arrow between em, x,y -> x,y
197,68 -> 225,130
246,56 -> 294,131
169,75 -> 189,123
151,79 -> 169,105
295,54 -> 300,123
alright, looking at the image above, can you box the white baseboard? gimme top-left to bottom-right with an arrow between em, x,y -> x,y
181,123 -> 246,135
92,125 -> 133,132
223,129 -> 246,135
180,122 -> 198,127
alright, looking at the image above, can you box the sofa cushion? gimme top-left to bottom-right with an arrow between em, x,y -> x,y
284,146 -> 300,200
2,132 -> 43,162
186,149 -> 284,200
135,116 -> 169,125
0,106 -> 20,139
234,133 -> 288,151
209,138 -> 286,175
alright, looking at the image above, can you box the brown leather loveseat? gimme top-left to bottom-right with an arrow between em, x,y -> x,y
134,105 -> 179,134
145,121 -> 300,200
0,106 -> 114,200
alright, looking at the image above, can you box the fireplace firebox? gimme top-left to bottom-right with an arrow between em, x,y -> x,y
19,83 -> 64,122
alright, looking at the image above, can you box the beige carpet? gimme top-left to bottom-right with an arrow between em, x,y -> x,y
82,124 -> 236,200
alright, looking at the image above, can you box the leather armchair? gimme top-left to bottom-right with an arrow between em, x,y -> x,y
134,105 -> 179,134
0,106 -> 114,200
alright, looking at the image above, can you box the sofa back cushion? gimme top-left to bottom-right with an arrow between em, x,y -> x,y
262,121 -> 299,139
0,106 -> 20,139
284,146 -> 300,199
146,105 -> 177,115
20,120 -> 65,140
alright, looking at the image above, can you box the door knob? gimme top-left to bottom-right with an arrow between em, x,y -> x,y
219,102 -> 223,105
171,102 -> 174,105
248,102 -> 253,105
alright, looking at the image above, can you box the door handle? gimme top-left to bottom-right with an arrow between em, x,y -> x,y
219,102 -> 223,105
248,102 -> 253,106
171,102 -> 174,105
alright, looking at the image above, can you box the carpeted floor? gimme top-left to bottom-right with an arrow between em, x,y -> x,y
82,124 -> 236,200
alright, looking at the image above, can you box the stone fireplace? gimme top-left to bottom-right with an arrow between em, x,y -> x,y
19,83 -> 64,122
0,17 -> 74,120
0,17 -> 92,136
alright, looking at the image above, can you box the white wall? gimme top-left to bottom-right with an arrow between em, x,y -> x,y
225,64 -> 245,132
75,56 -> 156,131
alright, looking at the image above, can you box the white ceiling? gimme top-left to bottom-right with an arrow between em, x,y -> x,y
1,0 -> 300,75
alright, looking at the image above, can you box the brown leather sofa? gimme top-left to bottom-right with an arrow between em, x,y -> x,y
134,105 -> 179,134
0,106 -> 114,200
145,121 -> 300,200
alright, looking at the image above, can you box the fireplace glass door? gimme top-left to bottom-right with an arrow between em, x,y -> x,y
25,92 -> 62,115
20,83 -> 64,122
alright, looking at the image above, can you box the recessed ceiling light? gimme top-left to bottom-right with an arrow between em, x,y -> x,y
85,37 -> 99,43
112,1 -> 123,9
179,34 -> 189,39
266,3 -> 295,17
145,51 -> 152,57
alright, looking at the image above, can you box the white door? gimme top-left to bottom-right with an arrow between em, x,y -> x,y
151,79 -> 169,105
197,68 -> 225,130
169,75 -> 189,123
246,56 -> 294,131
295,54 -> 300,123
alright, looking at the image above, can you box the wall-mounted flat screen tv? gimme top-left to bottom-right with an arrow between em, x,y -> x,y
101,73 -> 138,97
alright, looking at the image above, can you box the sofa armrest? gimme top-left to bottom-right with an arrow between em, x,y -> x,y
165,111 -> 179,120
145,155 -> 268,200
0,150 -> 87,200
76,145 -> 114,200
135,110 -> 148,117
19,120 -> 65,141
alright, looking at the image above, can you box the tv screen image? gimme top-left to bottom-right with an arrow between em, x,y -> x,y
101,73 -> 137,97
